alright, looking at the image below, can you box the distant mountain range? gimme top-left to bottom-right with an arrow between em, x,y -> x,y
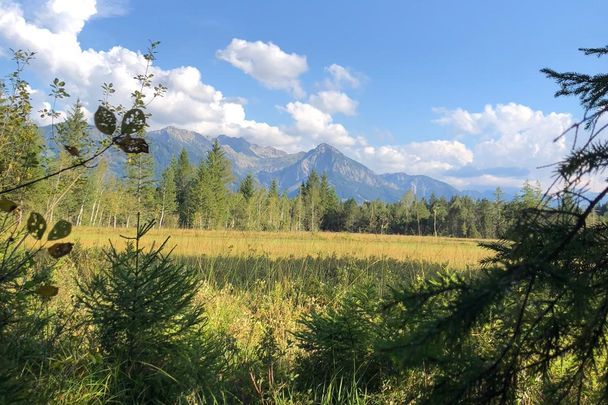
41,125 -> 515,202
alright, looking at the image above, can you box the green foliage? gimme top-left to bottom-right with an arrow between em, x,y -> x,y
0,206 -> 73,403
382,45 -> 608,404
157,160 -> 178,228
295,286 -> 396,394
239,173 -> 256,202
76,218 -> 225,403
195,140 -> 233,229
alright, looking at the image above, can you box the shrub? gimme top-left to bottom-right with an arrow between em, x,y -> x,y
77,218 -> 226,403
294,285 -> 397,395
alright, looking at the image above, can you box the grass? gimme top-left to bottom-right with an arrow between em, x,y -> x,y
43,228 -> 492,403
71,227 -> 490,269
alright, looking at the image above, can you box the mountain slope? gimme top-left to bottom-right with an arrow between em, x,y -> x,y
379,172 -> 459,200
40,125 -> 460,202
258,143 -> 459,202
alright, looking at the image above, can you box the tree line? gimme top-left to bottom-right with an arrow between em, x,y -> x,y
14,99 -> 601,239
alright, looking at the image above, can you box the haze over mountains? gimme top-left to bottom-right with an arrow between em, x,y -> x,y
43,126 -> 514,202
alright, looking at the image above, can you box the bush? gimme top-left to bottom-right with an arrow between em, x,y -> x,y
294,285 -> 397,396
77,219 -> 226,403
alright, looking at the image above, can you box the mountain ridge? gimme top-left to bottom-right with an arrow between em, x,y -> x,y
41,125 -> 463,202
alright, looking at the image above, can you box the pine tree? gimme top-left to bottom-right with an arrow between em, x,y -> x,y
124,152 -> 156,222
55,99 -> 90,153
302,171 -> 322,231
319,173 -> 341,230
265,179 -> 281,231
174,149 -> 194,228
239,173 -> 256,202
196,140 -> 233,229
48,100 -> 91,223
413,198 -> 430,236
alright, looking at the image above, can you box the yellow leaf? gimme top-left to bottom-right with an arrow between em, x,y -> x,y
0,198 -> 17,213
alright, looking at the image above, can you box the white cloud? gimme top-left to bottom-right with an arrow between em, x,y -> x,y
35,0 -> 97,34
309,90 -> 358,116
435,103 -> 572,170
356,140 -> 473,175
216,38 -> 308,98
285,101 -> 359,147
431,103 -> 581,188
325,64 -> 360,89
444,174 -> 525,190
0,1 -> 585,192
0,0 -> 298,149
95,0 -> 130,17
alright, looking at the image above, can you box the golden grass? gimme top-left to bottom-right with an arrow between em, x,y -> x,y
71,227 -> 491,269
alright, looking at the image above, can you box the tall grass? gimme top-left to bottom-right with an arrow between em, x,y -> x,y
37,229 -> 488,403
71,227 -> 489,268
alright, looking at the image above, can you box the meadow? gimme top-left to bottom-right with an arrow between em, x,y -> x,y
42,228 -> 492,403
71,227 -> 489,267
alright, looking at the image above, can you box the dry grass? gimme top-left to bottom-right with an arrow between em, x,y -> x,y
71,227 -> 491,269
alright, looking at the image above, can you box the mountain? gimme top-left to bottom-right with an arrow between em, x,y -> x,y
379,172 -> 460,200
257,143 -> 459,201
40,125 -> 460,202
461,187 -> 519,201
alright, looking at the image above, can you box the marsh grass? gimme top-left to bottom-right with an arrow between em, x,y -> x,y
71,227 -> 489,268
39,229 -> 488,403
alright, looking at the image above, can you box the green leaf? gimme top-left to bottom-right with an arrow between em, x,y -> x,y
0,198 -> 17,213
48,220 -> 72,241
120,108 -> 146,135
48,242 -> 73,259
115,135 -> 149,154
35,285 -> 59,297
94,106 -> 117,136
27,212 -> 46,240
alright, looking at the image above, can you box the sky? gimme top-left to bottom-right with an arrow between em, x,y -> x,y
0,0 -> 607,191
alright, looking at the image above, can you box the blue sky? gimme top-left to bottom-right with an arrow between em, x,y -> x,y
1,0 -> 607,190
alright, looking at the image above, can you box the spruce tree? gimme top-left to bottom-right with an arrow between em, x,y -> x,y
55,99 -> 90,153
50,100 -> 91,223
265,179 -> 281,230
196,140 -> 232,228
77,218 -> 223,402
303,171 -> 322,231
124,152 -> 156,221
174,149 -> 195,228
239,173 -> 255,202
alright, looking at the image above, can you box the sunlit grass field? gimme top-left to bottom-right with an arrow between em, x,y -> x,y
49,228 -> 494,402
71,227 -> 490,269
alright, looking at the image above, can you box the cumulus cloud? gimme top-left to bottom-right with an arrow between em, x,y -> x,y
309,90 -> 358,116
435,103 -> 572,169
324,64 -> 361,89
216,38 -> 308,98
431,103 -> 577,188
0,0 -> 300,149
95,0 -> 130,17
285,101 -> 358,147
356,140 -> 473,175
